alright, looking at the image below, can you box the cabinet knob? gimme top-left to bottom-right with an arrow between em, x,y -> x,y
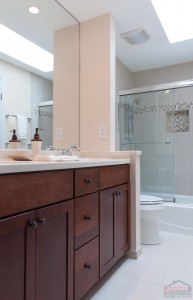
114,191 -> 121,196
37,218 -> 46,225
84,263 -> 91,270
84,215 -> 91,221
84,178 -> 92,184
28,220 -> 38,229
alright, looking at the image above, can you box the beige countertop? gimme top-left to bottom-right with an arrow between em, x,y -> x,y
0,149 -> 142,174
0,158 -> 131,174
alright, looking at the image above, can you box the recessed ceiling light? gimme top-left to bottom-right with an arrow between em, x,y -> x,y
28,6 -> 40,14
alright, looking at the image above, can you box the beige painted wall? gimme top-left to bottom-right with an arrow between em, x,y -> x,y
53,24 -> 79,149
80,14 -> 115,151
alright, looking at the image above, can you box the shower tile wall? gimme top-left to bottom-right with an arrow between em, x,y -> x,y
117,59 -> 193,196
133,86 -> 193,196
133,91 -> 175,195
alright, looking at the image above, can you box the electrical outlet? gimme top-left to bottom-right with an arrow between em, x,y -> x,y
99,124 -> 107,139
56,128 -> 62,141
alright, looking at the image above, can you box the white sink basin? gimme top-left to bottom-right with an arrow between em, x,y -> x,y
0,154 -> 87,163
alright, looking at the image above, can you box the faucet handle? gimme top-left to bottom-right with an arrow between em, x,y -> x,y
67,145 -> 80,156
61,148 -> 68,155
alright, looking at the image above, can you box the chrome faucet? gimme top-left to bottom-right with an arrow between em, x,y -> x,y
62,145 -> 80,156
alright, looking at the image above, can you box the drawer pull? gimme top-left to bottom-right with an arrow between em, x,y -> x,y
28,220 -> 38,229
84,215 -> 91,221
85,178 -> 92,184
37,218 -> 46,225
84,263 -> 91,270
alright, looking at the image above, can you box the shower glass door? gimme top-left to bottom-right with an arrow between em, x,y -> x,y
118,89 -> 175,201
38,102 -> 53,149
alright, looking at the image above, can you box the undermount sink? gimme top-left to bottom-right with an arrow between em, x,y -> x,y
0,154 -> 88,163
0,149 -> 92,164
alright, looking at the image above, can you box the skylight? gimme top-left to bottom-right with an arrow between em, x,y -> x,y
0,24 -> 53,72
151,0 -> 193,43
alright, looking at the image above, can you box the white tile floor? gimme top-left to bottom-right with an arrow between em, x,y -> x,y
83,231 -> 193,300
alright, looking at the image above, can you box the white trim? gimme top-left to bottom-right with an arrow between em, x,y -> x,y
0,73 -> 5,148
38,100 -> 53,107
117,79 -> 193,96
126,246 -> 142,260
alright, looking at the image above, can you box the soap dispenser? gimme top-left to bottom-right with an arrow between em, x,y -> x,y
9,129 -> 20,149
31,128 -> 42,156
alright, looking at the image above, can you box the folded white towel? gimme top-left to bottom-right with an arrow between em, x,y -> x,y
16,115 -> 28,140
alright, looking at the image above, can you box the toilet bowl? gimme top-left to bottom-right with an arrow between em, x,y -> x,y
140,195 -> 165,245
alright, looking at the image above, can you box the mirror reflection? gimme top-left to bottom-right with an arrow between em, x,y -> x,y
0,0 -> 79,149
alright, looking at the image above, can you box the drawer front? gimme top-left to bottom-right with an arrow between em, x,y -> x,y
100,164 -> 129,190
75,237 -> 99,300
75,193 -> 99,250
0,170 -> 73,218
75,168 -> 99,197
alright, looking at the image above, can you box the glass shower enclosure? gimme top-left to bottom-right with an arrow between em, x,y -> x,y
117,80 -> 193,201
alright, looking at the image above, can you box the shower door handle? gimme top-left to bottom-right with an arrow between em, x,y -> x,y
162,139 -> 170,144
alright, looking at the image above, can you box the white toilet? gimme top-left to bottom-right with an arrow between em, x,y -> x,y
140,195 -> 165,245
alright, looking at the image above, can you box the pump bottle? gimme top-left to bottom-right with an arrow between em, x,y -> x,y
9,129 -> 20,149
31,128 -> 42,156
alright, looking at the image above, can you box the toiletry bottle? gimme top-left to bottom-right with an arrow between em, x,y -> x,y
9,129 -> 20,149
31,128 -> 42,156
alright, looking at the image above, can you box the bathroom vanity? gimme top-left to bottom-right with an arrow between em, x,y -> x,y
0,156 -> 136,300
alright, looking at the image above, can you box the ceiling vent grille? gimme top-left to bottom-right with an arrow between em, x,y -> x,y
120,27 -> 150,45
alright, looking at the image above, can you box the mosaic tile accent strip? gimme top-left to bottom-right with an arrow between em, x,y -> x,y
167,110 -> 189,132
134,102 -> 193,114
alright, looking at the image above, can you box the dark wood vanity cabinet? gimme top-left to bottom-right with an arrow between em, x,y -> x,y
35,200 -> 74,300
0,211 -> 36,300
0,164 -> 130,300
100,165 -> 130,278
0,200 -> 74,300
0,170 -> 74,300
74,168 -> 100,300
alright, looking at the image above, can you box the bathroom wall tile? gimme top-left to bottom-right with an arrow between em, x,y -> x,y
175,159 -> 187,170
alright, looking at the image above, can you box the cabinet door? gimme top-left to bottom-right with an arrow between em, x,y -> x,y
35,200 -> 74,300
100,187 -> 118,277
116,184 -> 130,260
0,211 -> 36,300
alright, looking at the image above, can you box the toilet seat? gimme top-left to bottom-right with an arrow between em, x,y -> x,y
140,195 -> 163,205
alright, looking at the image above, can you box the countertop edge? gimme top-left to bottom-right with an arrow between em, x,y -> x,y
0,158 -> 131,174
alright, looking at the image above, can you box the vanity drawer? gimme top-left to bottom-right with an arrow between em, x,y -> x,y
75,192 -> 99,250
75,168 -> 99,197
0,170 -> 73,218
100,164 -> 129,190
75,237 -> 99,300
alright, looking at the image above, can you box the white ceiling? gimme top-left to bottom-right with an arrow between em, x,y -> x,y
1,0 -> 193,76
0,0 -> 77,79
58,0 -> 193,72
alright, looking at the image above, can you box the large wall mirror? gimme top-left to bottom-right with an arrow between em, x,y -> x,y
0,0 -> 79,149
